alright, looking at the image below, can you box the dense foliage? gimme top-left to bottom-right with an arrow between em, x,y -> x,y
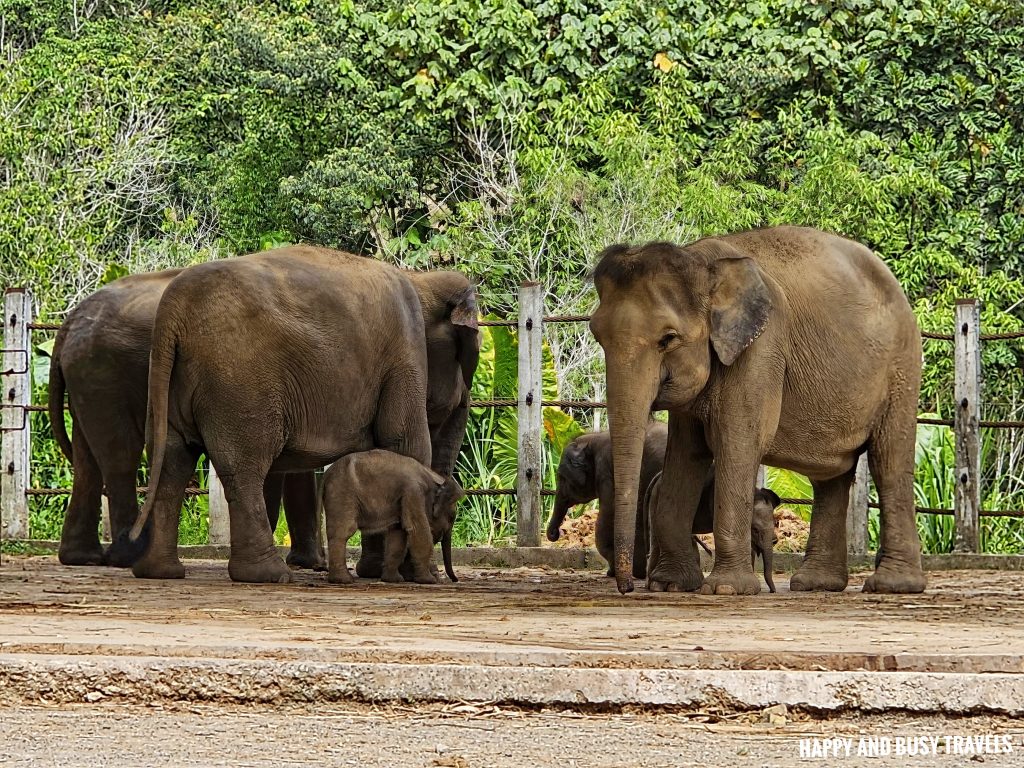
3,0 -> 1023,549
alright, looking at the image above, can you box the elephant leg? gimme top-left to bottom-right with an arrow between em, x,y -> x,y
58,421 -> 105,566
698,447 -> 762,596
790,472 -> 854,592
647,414 -> 711,593
262,472 -> 284,531
102,468 -> 145,567
218,463 -> 292,585
864,402 -> 927,594
131,434 -> 197,580
324,493 -> 357,585
356,533 -> 386,579
594,500 -> 615,577
282,471 -> 326,571
381,527 -> 407,583
400,492 -> 438,584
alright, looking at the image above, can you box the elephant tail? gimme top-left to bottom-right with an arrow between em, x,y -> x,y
47,324 -> 73,462
129,313 -> 177,541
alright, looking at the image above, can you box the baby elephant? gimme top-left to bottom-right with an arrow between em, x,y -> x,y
645,471 -> 781,592
547,423 -> 667,578
320,450 -> 464,585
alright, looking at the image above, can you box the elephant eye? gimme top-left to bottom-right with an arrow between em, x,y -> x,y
658,332 -> 679,350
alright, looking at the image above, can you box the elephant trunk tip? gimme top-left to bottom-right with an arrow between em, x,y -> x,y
546,526 -> 561,543
615,551 -> 635,594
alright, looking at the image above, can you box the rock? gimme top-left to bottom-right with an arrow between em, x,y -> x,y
761,703 -> 788,724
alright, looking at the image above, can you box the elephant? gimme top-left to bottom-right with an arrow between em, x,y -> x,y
47,270 -> 323,569
644,470 -> 781,592
127,246 -> 478,583
320,449 -> 463,585
546,423 -> 667,578
353,267 -> 480,580
589,226 -> 926,596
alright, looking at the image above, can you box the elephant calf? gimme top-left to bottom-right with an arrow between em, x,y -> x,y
320,450 -> 463,585
645,471 -> 782,592
547,423 -> 667,579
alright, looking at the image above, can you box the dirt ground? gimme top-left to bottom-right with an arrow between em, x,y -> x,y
3,556 -> 1024,670
3,702 -> 1024,768
5,557 -> 1024,766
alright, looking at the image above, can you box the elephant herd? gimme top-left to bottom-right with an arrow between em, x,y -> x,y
49,225 -> 928,596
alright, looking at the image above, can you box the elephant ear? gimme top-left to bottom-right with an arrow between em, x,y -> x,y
449,285 -> 480,390
709,254 -> 772,366
759,488 -> 781,509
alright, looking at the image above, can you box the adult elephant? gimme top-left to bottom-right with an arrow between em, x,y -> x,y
353,268 -> 479,580
589,226 -> 925,596
49,271 -> 321,568
128,246 -> 477,583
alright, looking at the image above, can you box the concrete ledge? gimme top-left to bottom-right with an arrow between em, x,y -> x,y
1,654 -> 1022,715
11,541 -> 1024,573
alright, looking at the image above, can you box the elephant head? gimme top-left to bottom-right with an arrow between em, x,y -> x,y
546,434 -> 600,542
590,240 -> 772,593
750,488 -> 781,593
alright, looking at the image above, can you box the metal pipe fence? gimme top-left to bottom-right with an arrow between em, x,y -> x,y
4,286 -> 1024,553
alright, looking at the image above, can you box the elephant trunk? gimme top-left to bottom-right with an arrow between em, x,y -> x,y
442,529 -> 458,583
605,350 -> 660,594
546,494 -> 572,542
757,531 -> 776,593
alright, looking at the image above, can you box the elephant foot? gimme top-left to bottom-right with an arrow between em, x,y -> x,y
698,566 -> 761,596
286,548 -> 328,572
381,570 -> 404,584
647,558 -> 704,593
790,563 -> 849,592
355,554 -> 384,579
104,526 -> 150,568
228,552 -> 292,584
328,567 -> 354,585
412,570 -> 439,585
605,567 -> 615,578
863,562 -> 927,594
58,543 -> 105,567
132,554 -> 185,580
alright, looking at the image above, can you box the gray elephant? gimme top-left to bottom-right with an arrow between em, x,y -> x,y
644,470 -> 781,592
321,449 -> 463,585
48,270 -> 322,568
546,423 -> 667,578
128,246 -> 477,583
589,226 -> 925,595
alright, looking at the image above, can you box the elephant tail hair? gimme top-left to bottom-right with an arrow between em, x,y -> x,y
48,324 -> 74,462
130,314 -> 177,542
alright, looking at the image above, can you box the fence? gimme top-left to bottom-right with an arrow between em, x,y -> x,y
3,285 -> 1024,554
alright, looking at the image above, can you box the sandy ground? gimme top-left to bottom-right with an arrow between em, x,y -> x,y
3,702 -> 1024,768
3,557 -> 1024,671
5,557 -> 1024,766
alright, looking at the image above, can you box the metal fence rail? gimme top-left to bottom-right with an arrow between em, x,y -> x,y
4,285 -> 1024,553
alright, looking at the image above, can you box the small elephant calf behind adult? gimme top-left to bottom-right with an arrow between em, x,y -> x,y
645,471 -> 781,593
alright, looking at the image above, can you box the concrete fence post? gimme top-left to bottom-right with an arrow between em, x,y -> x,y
846,453 -> 870,556
2,289 -> 33,541
207,463 -> 231,546
516,282 -> 543,547
953,299 -> 981,553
